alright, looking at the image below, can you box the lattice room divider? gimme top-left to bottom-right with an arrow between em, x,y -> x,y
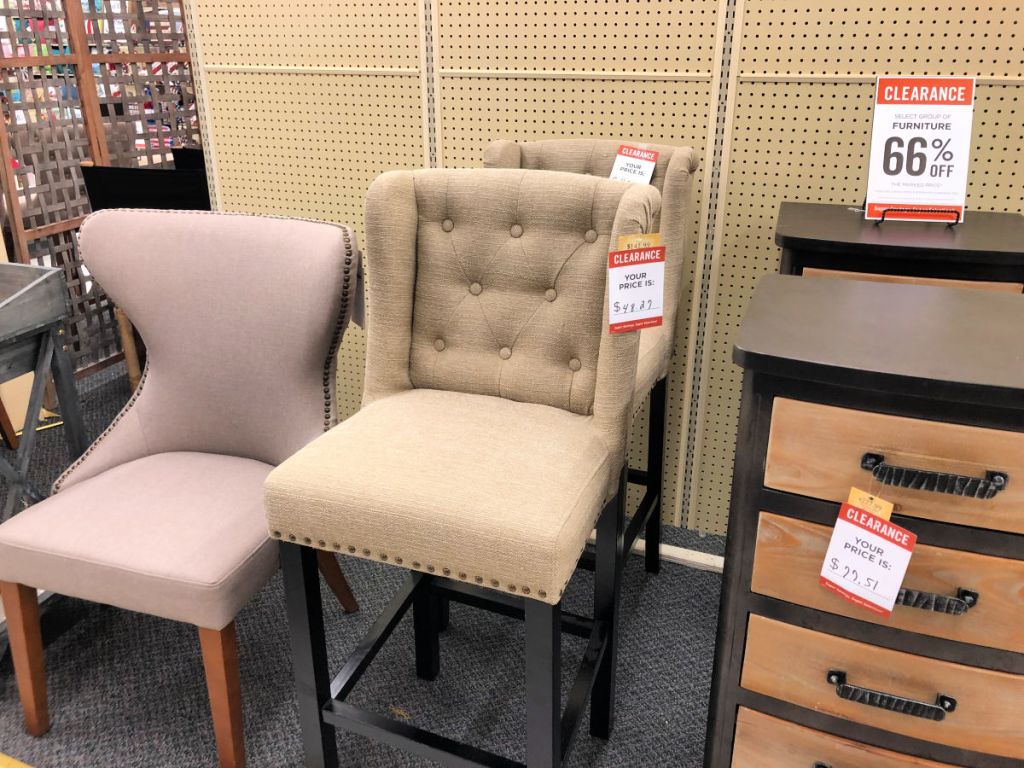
0,0 -> 198,370
185,0 -> 1024,533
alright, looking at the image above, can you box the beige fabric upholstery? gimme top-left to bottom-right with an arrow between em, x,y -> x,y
0,453 -> 275,629
266,389 -> 610,603
483,139 -> 698,406
0,210 -> 359,629
266,168 -> 658,603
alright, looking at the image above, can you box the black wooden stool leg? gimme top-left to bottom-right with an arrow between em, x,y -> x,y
281,543 -> 338,768
591,473 -> 625,739
437,595 -> 451,632
413,575 -> 440,681
645,377 -> 667,574
525,599 -> 560,768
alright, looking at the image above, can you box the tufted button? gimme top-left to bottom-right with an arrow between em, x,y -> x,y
568,358 -> 582,372
469,281 -> 482,295
433,338 -> 446,351
544,288 -> 557,302
510,224 -> 523,238
584,229 -> 598,243
499,346 -> 512,360
442,218 -> 454,232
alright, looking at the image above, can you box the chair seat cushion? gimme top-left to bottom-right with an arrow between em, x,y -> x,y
0,452 -> 277,630
633,325 -> 669,411
265,389 -> 613,604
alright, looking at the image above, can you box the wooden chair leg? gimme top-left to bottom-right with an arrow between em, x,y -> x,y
198,622 -> 246,768
315,550 -> 359,614
0,581 -> 49,736
115,307 -> 143,391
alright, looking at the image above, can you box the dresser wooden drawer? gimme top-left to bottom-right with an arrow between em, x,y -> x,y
765,399 -> 1024,534
741,615 -> 1024,759
802,267 -> 1024,294
733,708 -> 960,768
751,512 -> 1024,653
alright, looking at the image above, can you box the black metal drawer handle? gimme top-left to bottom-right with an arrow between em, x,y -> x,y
861,453 -> 1008,499
826,670 -> 956,721
896,586 -> 978,615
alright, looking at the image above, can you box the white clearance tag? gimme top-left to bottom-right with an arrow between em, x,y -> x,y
609,144 -> 658,184
608,234 -> 664,334
865,76 -> 975,222
819,503 -> 916,618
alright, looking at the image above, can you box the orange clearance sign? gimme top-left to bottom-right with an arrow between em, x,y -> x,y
865,76 -> 975,223
876,77 -> 975,106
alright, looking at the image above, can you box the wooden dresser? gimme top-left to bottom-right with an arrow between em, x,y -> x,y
775,201 -> 1024,292
704,274 -> 1024,768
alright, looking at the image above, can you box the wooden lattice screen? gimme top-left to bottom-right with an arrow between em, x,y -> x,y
0,0 -> 198,371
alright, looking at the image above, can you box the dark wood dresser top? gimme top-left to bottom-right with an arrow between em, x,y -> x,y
775,202 -> 1024,264
734,274 -> 1024,407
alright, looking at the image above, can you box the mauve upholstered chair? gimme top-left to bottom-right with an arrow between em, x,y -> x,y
485,139 -> 698,568
0,209 -> 360,768
265,168 -> 660,767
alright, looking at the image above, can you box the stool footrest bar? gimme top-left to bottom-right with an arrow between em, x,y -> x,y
560,619 -> 608,760
322,700 -> 524,768
330,573 -> 422,699
432,579 -> 593,638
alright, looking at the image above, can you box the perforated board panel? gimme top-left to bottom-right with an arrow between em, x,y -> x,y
437,0 -> 721,523
184,0 -> 427,418
688,1 -> 1024,533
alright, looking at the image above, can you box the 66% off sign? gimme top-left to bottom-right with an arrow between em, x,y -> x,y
865,76 -> 975,222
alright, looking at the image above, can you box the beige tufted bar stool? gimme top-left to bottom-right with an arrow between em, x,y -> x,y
265,167 -> 660,768
0,209 -> 361,768
485,138 -> 698,575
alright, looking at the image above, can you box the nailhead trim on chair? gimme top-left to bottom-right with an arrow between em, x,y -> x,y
322,228 -> 358,431
53,364 -> 151,493
54,210 -> 359,495
267,530 -> 570,601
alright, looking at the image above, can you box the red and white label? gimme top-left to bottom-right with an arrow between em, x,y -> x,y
608,245 -> 665,333
610,144 -> 659,184
865,76 -> 975,223
819,503 -> 917,617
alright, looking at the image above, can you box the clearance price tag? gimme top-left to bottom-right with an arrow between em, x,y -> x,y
865,76 -> 975,222
819,494 -> 916,618
608,233 -> 664,334
609,144 -> 659,184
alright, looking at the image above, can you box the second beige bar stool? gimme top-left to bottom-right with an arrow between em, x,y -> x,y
486,139 -> 698,571
265,167 -> 660,767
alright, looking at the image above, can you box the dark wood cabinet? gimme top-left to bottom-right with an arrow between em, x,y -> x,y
775,201 -> 1024,291
704,275 -> 1024,768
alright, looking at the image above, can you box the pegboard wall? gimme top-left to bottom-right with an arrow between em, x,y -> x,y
184,0 -> 1022,534
686,1 -> 1024,533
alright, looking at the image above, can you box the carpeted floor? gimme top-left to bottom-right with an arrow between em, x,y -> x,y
0,366 -> 724,768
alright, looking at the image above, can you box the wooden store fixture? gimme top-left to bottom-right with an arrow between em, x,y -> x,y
776,202 -> 1024,290
704,274 -> 1024,768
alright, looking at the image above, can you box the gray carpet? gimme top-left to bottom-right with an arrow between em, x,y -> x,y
1,366 -> 724,768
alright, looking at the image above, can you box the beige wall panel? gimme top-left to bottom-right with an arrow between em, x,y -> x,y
437,0 -> 718,73
690,0 -> 1024,533
188,0 -> 421,70
740,1 -> 1022,78
202,70 -> 426,418
439,75 -> 712,523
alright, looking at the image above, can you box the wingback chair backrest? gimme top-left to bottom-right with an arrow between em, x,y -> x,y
363,168 -> 660,493
54,209 -> 358,493
484,139 -> 698,362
